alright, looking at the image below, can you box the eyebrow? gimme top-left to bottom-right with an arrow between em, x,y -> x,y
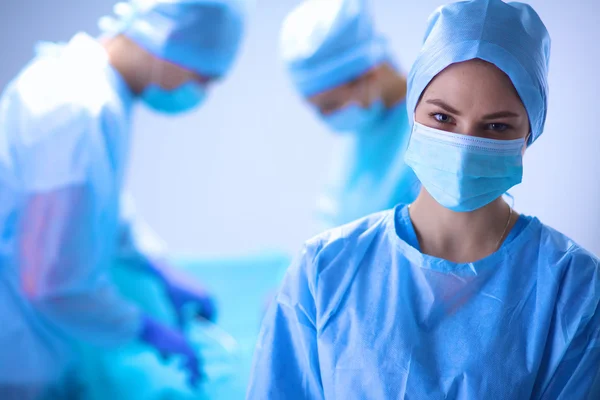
481,111 -> 520,120
426,99 -> 520,120
425,99 -> 462,115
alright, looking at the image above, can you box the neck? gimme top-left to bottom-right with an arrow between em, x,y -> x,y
409,189 -> 517,263
378,63 -> 407,109
100,35 -> 152,95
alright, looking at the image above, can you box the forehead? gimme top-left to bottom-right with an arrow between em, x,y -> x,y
421,59 -> 523,108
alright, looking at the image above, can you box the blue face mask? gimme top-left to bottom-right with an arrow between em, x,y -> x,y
322,99 -> 385,133
141,82 -> 207,114
404,122 -> 526,212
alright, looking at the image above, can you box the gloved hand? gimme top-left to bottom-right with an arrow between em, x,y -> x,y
150,260 -> 217,327
139,315 -> 201,388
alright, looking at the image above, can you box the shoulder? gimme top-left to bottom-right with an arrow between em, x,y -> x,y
1,62 -> 109,151
306,209 -> 393,266
1,43 -> 119,144
285,209 -> 393,326
534,220 -> 599,271
534,220 -> 599,316
287,209 -> 393,282
0,56 -> 114,190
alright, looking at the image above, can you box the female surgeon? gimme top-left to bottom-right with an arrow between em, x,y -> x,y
247,0 -> 600,399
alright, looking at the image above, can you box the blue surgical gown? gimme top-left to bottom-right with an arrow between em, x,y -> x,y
315,101 -> 420,229
248,205 -> 600,399
0,33 -> 163,388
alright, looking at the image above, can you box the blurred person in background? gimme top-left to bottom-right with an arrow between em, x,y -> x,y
0,0 -> 246,398
280,0 -> 420,231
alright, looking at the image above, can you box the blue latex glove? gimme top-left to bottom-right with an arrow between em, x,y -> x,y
139,315 -> 201,388
151,260 -> 217,327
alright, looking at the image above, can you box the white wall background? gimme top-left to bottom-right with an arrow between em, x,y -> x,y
0,0 -> 598,256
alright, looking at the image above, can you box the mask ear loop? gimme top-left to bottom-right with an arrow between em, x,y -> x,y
407,114 -> 419,211
407,113 -> 418,149
522,132 -> 531,155
506,131 -> 531,208
503,192 -> 516,208
411,113 -> 419,134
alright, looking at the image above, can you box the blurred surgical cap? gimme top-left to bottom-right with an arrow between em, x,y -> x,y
407,0 -> 551,144
280,0 -> 388,97
101,0 -> 247,78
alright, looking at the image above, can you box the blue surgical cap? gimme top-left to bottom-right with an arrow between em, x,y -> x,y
407,0 -> 551,144
104,0 -> 246,78
280,0 -> 389,97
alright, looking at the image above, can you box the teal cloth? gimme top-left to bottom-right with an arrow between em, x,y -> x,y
78,251 -> 290,400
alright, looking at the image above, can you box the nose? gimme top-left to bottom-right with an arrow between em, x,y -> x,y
458,122 -> 484,138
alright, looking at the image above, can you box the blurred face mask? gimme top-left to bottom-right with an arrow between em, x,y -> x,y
141,81 -> 207,114
322,98 -> 385,133
404,122 -> 526,212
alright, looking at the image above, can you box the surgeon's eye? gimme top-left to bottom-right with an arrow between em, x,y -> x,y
486,123 -> 511,132
431,113 -> 453,124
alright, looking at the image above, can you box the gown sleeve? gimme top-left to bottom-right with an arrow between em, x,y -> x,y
246,244 -> 325,400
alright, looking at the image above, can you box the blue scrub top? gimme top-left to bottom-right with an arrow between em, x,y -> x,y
248,205 -> 600,399
0,33 -> 140,385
